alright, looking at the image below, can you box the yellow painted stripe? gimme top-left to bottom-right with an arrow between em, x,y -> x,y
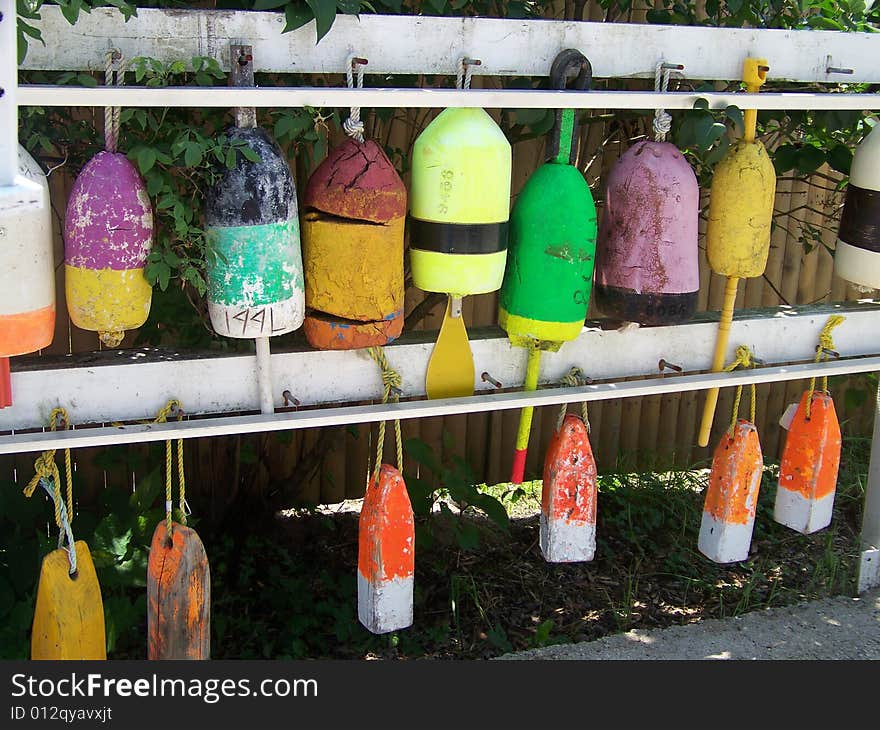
498,308 -> 583,345
66,265 -> 152,334
410,249 -> 506,295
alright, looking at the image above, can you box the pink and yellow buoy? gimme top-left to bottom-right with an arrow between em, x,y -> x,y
64,150 -> 153,347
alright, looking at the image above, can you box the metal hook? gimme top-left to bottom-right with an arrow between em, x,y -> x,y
481,371 -> 503,389
282,390 -> 300,408
661,62 -> 685,71
546,48 -> 592,165
658,358 -> 684,373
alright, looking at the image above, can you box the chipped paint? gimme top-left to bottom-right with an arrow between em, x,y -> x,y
595,140 -> 699,325
357,463 -> 414,634
540,414 -> 597,563
31,541 -> 106,660
775,391 -> 841,534
698,419 -> 764,563
147,521 -> 210,660
205,127 -> 304,339
706,140 -> 776,279
0,147 -> 55,355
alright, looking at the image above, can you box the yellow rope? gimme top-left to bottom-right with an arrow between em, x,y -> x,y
367,347 -> 404,481
154,399 -> 186,534
806,315 -> 846,419
556,367 -> 589,432
723,346 -> 758,435
23,408 -> 74,536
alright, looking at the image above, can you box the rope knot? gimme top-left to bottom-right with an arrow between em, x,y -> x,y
154,399 -> 186,533
367,347 -> 404,478
556,366 -> 591,432
807,315 -> 846,418
722,345 -> 758,434
344,55 -> 366,143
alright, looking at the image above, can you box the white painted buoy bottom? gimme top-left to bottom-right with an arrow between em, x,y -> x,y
698,513 -> 755,564
540,513 -> 596,563
833,239 -> 880,292
773,487 -> 835,535
357,571 -> 413,635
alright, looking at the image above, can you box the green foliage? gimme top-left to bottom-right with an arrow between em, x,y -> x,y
404,434 -> 509,551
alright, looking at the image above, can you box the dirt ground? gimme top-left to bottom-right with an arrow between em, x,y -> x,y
500,587 -> 880,659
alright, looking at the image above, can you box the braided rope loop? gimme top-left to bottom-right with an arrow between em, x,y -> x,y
367,347 -> 404,482
652,62 -> 672,142
104,50 -> 126,154
806,315 -> 845,419
343,55 -> 366,143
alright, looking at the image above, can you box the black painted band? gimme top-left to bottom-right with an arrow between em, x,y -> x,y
408,219 -> 508,255
839,184 -> 880,252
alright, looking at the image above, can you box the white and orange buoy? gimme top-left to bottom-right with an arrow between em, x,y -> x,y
541,412 -> 597,563
698,347 -> 764,563
774,316 -> 845,534
357,348 -> 414,634
0,147 -> 55,366
358,463 -> 414,634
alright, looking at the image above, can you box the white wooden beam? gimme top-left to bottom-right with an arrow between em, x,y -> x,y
0,354 -> 878,455
20,8 -> 880,84
17,86 -> 880,111
2,302 -> 877,433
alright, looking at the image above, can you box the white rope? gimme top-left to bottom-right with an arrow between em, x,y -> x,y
39,478 -> 77,575
653,61 -> 672,142
456,57 -> 474,90
104,49 -> 125,153
343,55 -> 366,143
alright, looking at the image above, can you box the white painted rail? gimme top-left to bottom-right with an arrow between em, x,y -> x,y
20,8 -> 880,83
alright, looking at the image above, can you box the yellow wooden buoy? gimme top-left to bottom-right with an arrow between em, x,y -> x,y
698,58 -> 776,447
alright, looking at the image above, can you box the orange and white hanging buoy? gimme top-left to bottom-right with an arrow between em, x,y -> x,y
774,316 -> 845,534
358,463 -> 414,634
540,369 -> 597,563
698,347 -> 764,563
357,348 -> 414,634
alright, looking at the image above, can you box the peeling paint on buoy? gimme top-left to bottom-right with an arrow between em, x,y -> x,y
357,464 -> 414,634
698,420 -> 764,564
147,521 -> 211,660
774,391 -> 841,534
64,151 -> 153,345
302,138 -> 405,350
540,413 -> 597,563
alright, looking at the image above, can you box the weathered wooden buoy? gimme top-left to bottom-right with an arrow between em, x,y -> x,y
205,126 -> 304,339
594,140 -> 699,325
147,521 -> 210,660
698,419 -> 764,563
65,151 -> 153,347
358,463 -> 414,634
302,137 -> 406,350
32,541 -> 107,660
774,390 -> 841,534
0,147 -> 55,359
500,49 -> 596,483
698,58 -> 776,446
541,412 -> 597,563
833,121 -> 880,289
411,60 -> 512,399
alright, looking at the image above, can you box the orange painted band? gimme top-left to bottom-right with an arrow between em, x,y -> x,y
0,304 -> 55,356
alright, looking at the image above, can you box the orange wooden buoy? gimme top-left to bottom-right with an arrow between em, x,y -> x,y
774,390 -> 841,535
699,419 -> 764,563
541,413 -> 597,563
147,520 -> 210,660
358,463 -> 414,634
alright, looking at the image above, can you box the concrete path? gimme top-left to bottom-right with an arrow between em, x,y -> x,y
500,589 -> 880,660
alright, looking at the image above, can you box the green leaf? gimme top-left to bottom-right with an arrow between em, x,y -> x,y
283,2 -> 314,33
426,0 -> 447,11
136,147 -> 157,174
305,0 -> 338,43
253,0 -> 292,7
795,145 -> 826,174
225,147 -> 238,169
774,144 -> 799,173
240,146 -> 262,163
827,144 -> 853,175
184,143 -> 203,168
